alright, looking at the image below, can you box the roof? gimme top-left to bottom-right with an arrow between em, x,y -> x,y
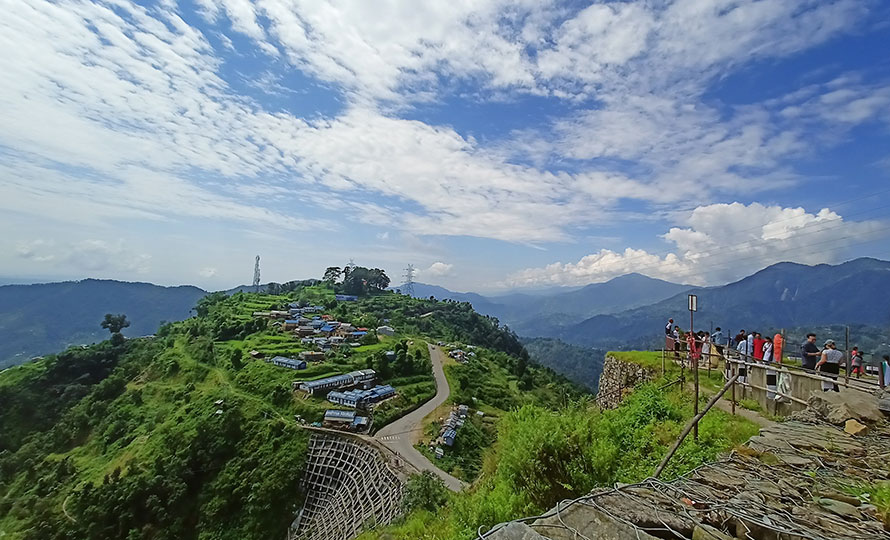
350,331 -> 368,336
320,325 -> 335,332
324,409 -> 356,420
284,319 -> 300,324
303,373 -> 352,389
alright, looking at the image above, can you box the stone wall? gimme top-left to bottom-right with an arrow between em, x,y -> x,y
595,355 -> 656,409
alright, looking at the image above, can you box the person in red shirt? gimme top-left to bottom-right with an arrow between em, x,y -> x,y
752,332 -> 765,361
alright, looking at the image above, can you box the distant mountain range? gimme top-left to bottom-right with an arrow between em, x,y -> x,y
393,273 -> 691,335
0,279 -> 206,368
557,257 -> 890,350
394,258 -> 890,354
4,258 -> 889,368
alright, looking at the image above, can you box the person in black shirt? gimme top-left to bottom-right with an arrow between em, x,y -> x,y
665,318 -> 674,336
801,332 -> 820,371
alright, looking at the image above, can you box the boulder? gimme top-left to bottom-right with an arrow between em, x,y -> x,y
816,497 -> 862,520
692,524 -> 734,540
844,419 -> 869,437
486,522 -> 549,540
807,391 -> 883,425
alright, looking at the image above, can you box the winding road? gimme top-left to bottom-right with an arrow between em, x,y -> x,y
375,344 -> 467,492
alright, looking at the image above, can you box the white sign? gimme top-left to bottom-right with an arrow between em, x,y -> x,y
688,294 -> 698,312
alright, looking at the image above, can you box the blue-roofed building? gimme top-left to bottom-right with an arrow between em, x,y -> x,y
320,324 -> 335,333
309,319 -> 325,329
297,369 -> 377,393
368,385 -> 396,402
323,409 -> 355,425
335,294 -> 359,301
326,384 -> 396,408
282,319 -> 301,330
442,428 -> 457,446
270,356 -> 307,370
327,389 -> 363,408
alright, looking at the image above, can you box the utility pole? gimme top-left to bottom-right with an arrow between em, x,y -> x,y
688,294 -> 698,440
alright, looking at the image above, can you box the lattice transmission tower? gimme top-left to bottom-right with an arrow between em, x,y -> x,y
253,255 -> 261,293
403,264 -> 416,297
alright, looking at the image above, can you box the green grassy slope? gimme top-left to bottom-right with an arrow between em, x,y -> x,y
1,284 -> 563,539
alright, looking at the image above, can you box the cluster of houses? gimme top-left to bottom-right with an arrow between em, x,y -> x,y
430,404 -> 474,458
253,304 -> 325,320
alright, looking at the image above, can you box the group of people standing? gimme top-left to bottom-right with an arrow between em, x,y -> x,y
663,318 -> 728,365
664,319 -> 868,393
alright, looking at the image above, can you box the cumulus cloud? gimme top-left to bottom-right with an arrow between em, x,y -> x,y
0,0 -> 885,259
420,262 -> 454,278
505,203 -> 889,287
16,239 -> 151,274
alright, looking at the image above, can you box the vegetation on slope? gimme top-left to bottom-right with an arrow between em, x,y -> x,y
521,337 -> 605,390
359,372 -> 758,540
1,275 -> 564,539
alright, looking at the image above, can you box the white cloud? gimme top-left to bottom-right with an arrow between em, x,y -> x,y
420,262 -> 454,278
16,238 -> 151,274
199,267 -> 218,278
0,0 -> 883,262
505,203 -> 889,287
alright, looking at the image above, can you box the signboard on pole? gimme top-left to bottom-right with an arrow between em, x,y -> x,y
688,294 -> 698,312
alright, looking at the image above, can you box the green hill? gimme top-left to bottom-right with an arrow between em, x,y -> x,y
0,282 -> 583,539
0,279 -> 207,368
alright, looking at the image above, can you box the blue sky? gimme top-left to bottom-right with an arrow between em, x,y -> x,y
1,0 -> 889,292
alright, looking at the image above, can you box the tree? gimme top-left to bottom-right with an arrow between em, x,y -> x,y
323,266 -> 342,284
230,348 -> 244,370
101,314 -> 130,335
401,471 -> 447,513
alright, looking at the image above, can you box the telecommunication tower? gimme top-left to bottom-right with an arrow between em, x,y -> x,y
403,264 -> 416,297
253,255 -> 261,293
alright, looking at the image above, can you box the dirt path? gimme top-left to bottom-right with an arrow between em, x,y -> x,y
375,344 -> 467,492
712,397 -> 777,428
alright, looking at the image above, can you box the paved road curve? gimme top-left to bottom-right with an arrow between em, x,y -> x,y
375,344 -> 467,492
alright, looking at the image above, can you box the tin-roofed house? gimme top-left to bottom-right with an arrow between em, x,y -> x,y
269,356 -> 307,370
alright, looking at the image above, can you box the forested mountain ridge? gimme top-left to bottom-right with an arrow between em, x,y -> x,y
0,279 -> 206,368
391,273 -> 690,336
557,257 -> 890,350
0,282 -> 584,539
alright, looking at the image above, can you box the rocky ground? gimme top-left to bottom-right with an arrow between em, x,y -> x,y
487,390 -> 890,540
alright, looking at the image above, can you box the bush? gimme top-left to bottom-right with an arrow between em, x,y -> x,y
402,472 -> 448,513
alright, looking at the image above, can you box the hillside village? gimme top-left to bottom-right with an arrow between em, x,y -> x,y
246,294 -> 421,433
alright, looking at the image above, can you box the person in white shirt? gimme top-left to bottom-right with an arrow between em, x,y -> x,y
816,339 -> 842,392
